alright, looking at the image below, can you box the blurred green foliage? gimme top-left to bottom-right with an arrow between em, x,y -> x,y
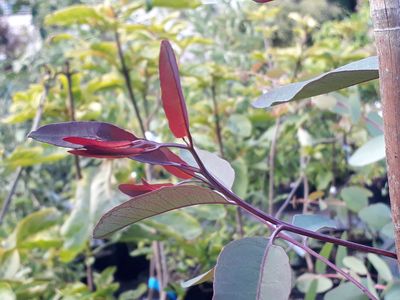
0,0 -> 398,299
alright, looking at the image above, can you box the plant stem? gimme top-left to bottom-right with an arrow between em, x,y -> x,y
268,117 -> 280,214
0,78 -> 51,224
189,147 -> 397,259
275,175 -> 303,219
370,0 -> 400,266
210,80 -> 244,236
64,61 -> 82,180
115,29 -> 146,137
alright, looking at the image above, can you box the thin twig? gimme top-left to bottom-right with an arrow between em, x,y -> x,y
0,77 -> 51,224
64,61 -> 82,180
268,117 -> 281,214
275,175 -> 303,219
115,29 -> 146,137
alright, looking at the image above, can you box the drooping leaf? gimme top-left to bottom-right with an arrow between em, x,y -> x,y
253,56 -> 378,108
159,40 -> 190,138
358,203 -> 392,231
367,253 -> 393,282
349,135 -> 385,167
93,185 -> 231,238
29,122 -> 137,149
292,214 -> 336,232
181,268 -> 214,288
324,282 -> 368,300
213,237 -> 291,300
340,186 -> 372,213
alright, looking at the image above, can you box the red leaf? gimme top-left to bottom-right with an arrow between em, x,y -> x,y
159,40 -> 190,138
119,182 -> 174,197
63,137 -> 133,148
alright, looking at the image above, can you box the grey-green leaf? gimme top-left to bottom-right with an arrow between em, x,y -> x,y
213,237 -> 292,300
324,282 -> 368,300
292,214 -> 336,232
349,135 -> 385,167
253,56 -> 378,108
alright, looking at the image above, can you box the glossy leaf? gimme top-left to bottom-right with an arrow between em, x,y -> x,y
253,56 -> 378,108
349,135 -> 385,167
292,214 -> 336,232
159,40 -> 190,138
94,185 -> 231,238
29,122 -> 137,149
181,268 -> 214,288
213,237 -> 291,300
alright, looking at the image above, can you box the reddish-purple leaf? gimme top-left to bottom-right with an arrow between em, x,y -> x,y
29,122 -> 137,148
93,185 -> 232,238
119,181 -> 174,197
63,137 -> 133,148
159,40 -> 190,138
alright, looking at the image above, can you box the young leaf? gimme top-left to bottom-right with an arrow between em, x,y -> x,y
29,122 -> 137,149
93,185 -> 231,238
253,56 -> 378,108
159,40 -> 190,138
213,237 -> 291,300
119,181 -> 174,197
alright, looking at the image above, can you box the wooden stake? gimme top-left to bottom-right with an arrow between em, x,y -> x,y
370,0 -> 400,265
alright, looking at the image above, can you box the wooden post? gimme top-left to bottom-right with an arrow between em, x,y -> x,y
370,0 -> 400,265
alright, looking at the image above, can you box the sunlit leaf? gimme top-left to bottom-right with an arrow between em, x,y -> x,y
181,268 -> 214,288
253,56 -> 378,108
349,135 -> 385,167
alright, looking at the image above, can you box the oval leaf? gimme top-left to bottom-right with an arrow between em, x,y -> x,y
253,56 -> 378,108
213,237 -> 291,300
349,135 -> 385,167
292,214 -> 337,232
159,40 -> 190,138
29,121 -> 137,149
93,185 -> 231,238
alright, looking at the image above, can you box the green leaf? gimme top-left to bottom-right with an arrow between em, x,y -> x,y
0,283 -> 15,300
384,282 -> 400,300
45,5 -> 109,27
296,273 -> 333,294
367,253 -> 392,282
148,0 -> 201,9
94,185 -> 231,238
340,186 -> 372,213
292,214 -> 336,232
0,250 -> 20,279
349,135 -> 385,167
343,256 -> 368,275
228,114 -> 252,138
358,203 -> 392,231
213,237 -> 292,300
305,279 -> 318,300
316,243 -> 334,274
324,282 -> 368,300
14,208 -> 60,248
181,268 -> 214,288
253,56 -> 378,108
232,158 -> 249,198
335,232 -> 348,268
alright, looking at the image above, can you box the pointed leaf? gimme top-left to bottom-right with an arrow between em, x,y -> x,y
253,56 -> 378,108
159,40 -> 190,138
349,135 -> 385,167
93,185 -> 231,238
29,122 -> 137,149
213,237 -> 291,300
181,268 -> 214,288
119,182 -> 174,197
